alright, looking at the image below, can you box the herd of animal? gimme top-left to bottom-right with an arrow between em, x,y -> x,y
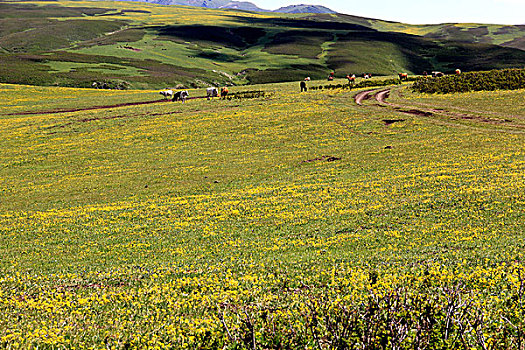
329,69 -> 460,85
159,89 -> 189,102
160,69 -> 462,100
158,86 -> 229,102
344,70 -> 462,84
398,69 -> 461,80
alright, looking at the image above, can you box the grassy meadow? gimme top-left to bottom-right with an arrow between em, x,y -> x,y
1,80 -> 524,348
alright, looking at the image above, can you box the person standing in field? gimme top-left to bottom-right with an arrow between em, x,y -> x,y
300,80 -> 307,92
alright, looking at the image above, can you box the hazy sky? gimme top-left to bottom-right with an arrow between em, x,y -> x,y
253,0 -> 525,25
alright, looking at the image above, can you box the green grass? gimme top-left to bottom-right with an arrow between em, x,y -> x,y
391,86 -> 525,121
0,81 -> 524,348
46,61 -> 147,76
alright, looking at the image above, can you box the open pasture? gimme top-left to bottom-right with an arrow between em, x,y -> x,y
0,82 -> 524,348
391,87 -> 525,127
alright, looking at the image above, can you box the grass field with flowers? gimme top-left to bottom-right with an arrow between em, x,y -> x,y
0,81 -> 524,349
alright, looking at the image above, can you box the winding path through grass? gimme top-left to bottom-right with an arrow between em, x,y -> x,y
355,86 -> 525,133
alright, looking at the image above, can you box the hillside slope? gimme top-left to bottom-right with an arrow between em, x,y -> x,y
1,0 -> 525,89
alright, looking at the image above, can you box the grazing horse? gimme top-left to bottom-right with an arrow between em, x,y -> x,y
159,90 -> 173,99
346,74 -> 356,84
206,87 -> 218,100
398,73 -> 408,80
172,90 -> 189,103
221,87 -> 229,99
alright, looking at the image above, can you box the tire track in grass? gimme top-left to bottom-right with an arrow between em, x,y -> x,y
366,87 -> 525,134
395,95 -> 525,121
354,89 -> 379,105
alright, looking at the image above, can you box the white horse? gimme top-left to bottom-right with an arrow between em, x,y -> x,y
206,87 -> 218,100
159,90 -> 173,99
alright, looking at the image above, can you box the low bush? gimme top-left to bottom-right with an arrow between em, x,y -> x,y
309,78 -> 401,91
225,90 -> 267,100
91,79 -> 130,90
355,78 -> 402,88
412,68 -> 525,93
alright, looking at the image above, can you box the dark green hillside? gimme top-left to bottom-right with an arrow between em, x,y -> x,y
76,28 -> 147,48
262,31 -> 334,59
0,3 -> 126,52
500,34 -> 525,51
367,18 -> 525,51
314,13 -> 525,52
420,24 -> 525,51
327,31 -> 428,75
0,2 -> 110,18
0,51 -> 228,87
423,25 -> 492,43
0,19 -> 126,52
0,0 -> 524,89
327,30 -> 525,75
244,64 -> 328,84
156,25 -> 267,48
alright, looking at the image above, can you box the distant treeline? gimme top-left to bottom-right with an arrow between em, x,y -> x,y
412,69 -> 525,94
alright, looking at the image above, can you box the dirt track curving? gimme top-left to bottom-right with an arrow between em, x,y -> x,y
374,90 -> 390,104
356,87 -> 525,133
354,89 -> 377,105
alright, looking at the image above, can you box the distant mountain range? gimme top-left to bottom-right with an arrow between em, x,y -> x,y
274,4 -> 335,14
116,0 -> 336,13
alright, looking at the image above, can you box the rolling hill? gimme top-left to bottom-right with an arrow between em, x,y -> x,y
0,0 -> 524,89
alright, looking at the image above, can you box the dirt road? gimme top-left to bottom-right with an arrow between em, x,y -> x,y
354,89 -> 377,105
354,87 -> 524,133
